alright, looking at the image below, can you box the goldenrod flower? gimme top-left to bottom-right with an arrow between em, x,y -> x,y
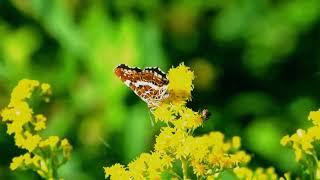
34,114 -> 47,131
308,110 -> 320,125
153,103 -> 174,123
23,153 -> 32,165
39,136 -> 59,149
280,108 -> 320,179
7,120 -> 24,135
13,131 -> 42,152
10,155 -> 24,170
232,136 -> 241,149
191,161 -> 207,176
9,79 -> 39,105
104,163 -> 130,180
61,139 -> 72,158
41,83 -> 51,95
105,152 -> 173,180
2,101 -> 32,127
281,109 -> 320,162
1,79 -> 72,179
175,107 -> 203,129
23,131 -> 42,152
161,154 -> 174,169
167,63 -> 194,101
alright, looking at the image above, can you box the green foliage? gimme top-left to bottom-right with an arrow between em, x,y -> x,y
0,0 -> 319,179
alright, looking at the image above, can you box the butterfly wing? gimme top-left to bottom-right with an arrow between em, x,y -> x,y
114,64 -> 169,107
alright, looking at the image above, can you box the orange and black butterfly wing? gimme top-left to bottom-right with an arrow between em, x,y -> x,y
114,64 -> 169,107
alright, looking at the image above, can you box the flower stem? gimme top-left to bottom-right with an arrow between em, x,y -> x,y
181,158 -> 188,180
169,170 -> 183,180
52,168 -> 58,180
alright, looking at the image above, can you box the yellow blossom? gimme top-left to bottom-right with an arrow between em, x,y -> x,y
187,137 -> 209,161
10,153 -> 41,171
11,131 -> 42,152
23,131 -> 41,152
1,79 -> 72,179
167,63 -> 194,101
308,126 -> 320,140
176,107 -> 203,129
23,153 -> 32,165
7,121 -> 24,135
61,139 -> 72,158
154,127 -> 177,154
128,154 -> 148,179
40,159 -> 49,173
9,79 -> 39,105
160,154 -> 174,169
41,83 -> 51,95
191,161 -> 207,176
2,102 -> 32,124
124,152 -> 173,179
281,125 -> 317,161
232,136 -> 241,149
234,167 -> 253,179
280,135 -> 290,146
10,155 -> 24,170
39,136 -> 59,149
32,155 -> 42,168
282,108 -> 320,164
233,151 -> 251,164
34,114 -> 47,131
146,153 -> 163,178
308,109 -> 320,125
153,103 -> 174,123
104,163 -> 130,180
14,133 -> 25,147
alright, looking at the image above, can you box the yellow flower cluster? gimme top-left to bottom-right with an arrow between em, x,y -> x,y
281,109 -> 320,161
153,104 -> 203,130
105,64 -> 252,179
1,79 -> 72,179
234,167 -> 288,180
279,109 -> 320,179
155,128 -> 250,176
167,63 -> 194,102
153,63 -> 203,129
104,129 -> 250,179
104,152 -> 173,180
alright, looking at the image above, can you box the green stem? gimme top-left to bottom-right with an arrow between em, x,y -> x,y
47,155 -> 59,180
52,165 -> 58,180
169,170 -> 183,180
52,156 -> 59,180
311,153 -> 318,179
181,158 -> 188,180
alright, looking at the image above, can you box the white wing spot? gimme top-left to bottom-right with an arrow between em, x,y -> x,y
134,81 -> 160,90
124,80 -> 131,86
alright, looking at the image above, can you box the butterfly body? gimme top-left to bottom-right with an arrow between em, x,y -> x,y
114,64 -> 169,108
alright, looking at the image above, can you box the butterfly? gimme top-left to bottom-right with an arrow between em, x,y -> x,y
114,64 -> 169,109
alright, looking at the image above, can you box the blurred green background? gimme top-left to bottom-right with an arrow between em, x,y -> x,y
0,0 -> 320,179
